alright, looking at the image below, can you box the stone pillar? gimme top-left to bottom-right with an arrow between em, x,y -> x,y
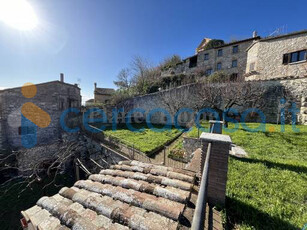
209,120 -> 223,134
200,132 -> 232,206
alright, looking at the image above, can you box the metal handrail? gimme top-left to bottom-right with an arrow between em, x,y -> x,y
88,124 -> 151,161
191,142 -> 212,230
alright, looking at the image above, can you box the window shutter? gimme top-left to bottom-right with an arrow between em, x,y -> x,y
283,53 -> 289,64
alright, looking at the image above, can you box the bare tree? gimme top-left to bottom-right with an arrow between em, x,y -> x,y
0,134 -> 112,196
159,86 -> 197,127
196,74 -> 269,125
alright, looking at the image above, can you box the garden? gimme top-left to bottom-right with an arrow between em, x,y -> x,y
189,123 -> 307,230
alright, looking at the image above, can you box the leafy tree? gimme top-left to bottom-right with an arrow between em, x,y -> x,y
203,39 -> 224,50
160,55 -> 182,70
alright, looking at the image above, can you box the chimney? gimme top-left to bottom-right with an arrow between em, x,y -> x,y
253,31 -> 258,38
94,82 -> 97,89
60,73 -> 64,82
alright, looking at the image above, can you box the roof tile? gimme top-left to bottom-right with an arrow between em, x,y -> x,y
21,161 -> 197,229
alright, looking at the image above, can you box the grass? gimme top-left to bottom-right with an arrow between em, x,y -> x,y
168,136 -> 186,162
185,121 -> 210,138
187,122 -> 307,230
102,123 -> 181,155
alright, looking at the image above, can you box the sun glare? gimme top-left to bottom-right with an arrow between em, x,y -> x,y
0,0 -> 38,31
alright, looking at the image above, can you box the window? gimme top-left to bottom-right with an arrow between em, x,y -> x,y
283,50 -> 307,64
249,62 -> 255,71
205,68 -> 213,76
18,126 -> 36,135
232,60 -> 238,68
230,73 -> 238,81
59,99 -> 64,110
204,53 -> 209,60
189,56 -> 198,68
217,49 -> 223,57
233,45 -> 239,53
217,62 -> 222,70
299,50 -> 306,61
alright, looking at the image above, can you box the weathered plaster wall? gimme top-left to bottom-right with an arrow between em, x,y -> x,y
246,33 -> 307,80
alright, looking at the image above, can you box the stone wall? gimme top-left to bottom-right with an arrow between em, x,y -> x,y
0,81 -> 81,149
183,137 -> 201,159
246,31 -> 307,80
94,93 -> 113,104
119,77 -> 307,125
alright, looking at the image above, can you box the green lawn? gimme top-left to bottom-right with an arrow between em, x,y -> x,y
103,123 -> 181,155
168,136 -> 186,162
188,122 -> 307,229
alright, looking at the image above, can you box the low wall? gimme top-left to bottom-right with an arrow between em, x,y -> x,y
183,137 -> 201,159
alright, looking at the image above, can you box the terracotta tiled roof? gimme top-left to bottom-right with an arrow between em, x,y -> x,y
95,87 -> 115,95
21,160 -> 198,230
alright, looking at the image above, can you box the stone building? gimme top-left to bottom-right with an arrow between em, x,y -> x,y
245,30 -> 307,80
162,32 -> 260,79
94,83 -> 115,104
0,74 -> 81,149
162,30 -> 307,82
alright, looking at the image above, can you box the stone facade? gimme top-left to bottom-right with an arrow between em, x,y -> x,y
0,78 -> 81,149
94,83 -> 115,104
246,30 -> 307,80
195,37 -> 259,78
162,30 -> 306,83
162,36 -> 260,79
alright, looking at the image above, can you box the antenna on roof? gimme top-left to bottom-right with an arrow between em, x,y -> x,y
269,26 -> 286,37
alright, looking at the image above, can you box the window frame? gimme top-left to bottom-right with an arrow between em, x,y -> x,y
189,56 -> 198,68
283,50 -> 307,64
217,49 -> 223,57
205,68 -> 213,76
232,45 -> 239,54
217,62 -> 222,71
232,59 -> 238,68
249,62 -> 255,71
204,53 -> 209,61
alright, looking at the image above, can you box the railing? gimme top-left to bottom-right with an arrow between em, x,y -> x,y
191,142 -> 212,230
191,121 -> 220,230
87,125 -> 153,163
86,125 -> 188,168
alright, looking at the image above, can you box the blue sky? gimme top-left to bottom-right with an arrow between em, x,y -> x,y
0,0 -> 306,102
